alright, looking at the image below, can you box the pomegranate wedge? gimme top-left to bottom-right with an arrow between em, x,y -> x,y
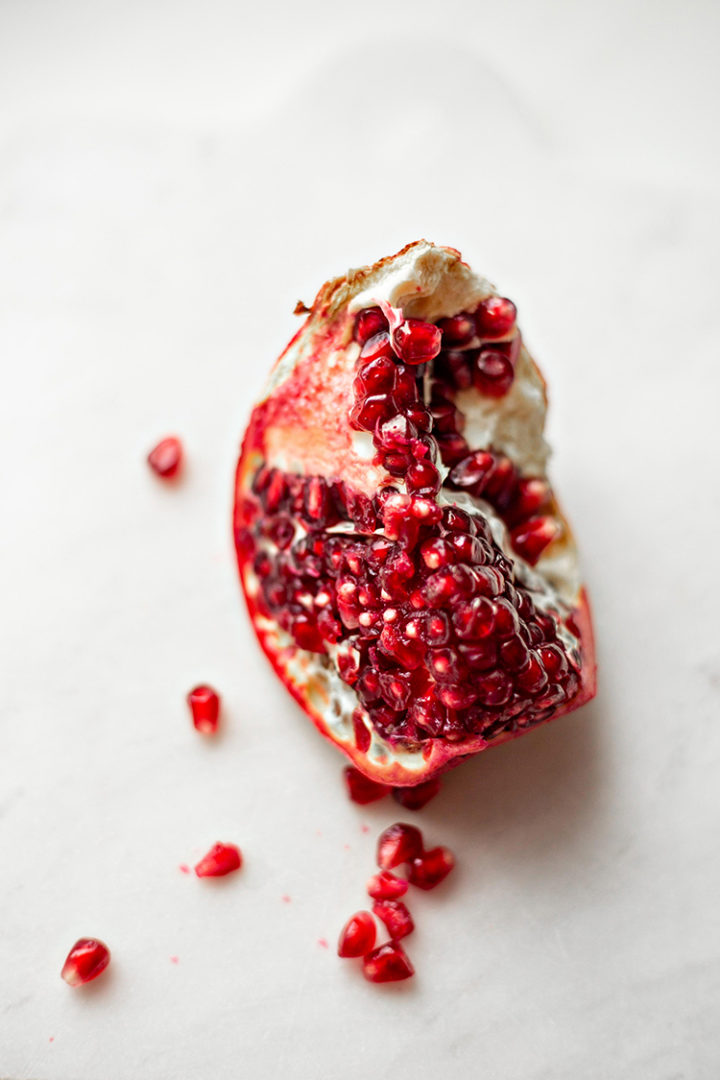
234,241 -> 596,786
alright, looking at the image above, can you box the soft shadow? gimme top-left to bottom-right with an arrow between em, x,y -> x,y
426,693 -> 609,878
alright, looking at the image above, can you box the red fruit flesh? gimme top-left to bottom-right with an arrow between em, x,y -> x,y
408,845 -> 455,890
234,242 -> 596,789
377,823 -> 424,869
338,911 -> 376,957
61,938 -> 111,986
194,843 -> 242,878
367,870 -> 409,900
147,436 -> 182,478
344,766 -> 391,805
372,899 -> 414,939
187,684 -> 221,734
363,942 -> 414,983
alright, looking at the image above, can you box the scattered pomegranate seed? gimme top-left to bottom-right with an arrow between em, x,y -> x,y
337,911 -> 377,958
377,822 -> 424,870
61,938 -> 111,987
367,870 -> 409,900
147,435 -> 183,478
194,842 -> 242,878
408,845 -> 455,890
343,765 -> 391,804
474,296 -> 517,338
187,684 -> 221,734
363,942 -> 414,983
372,899 -> 414,940
392,777 -> 441,811
392,319 -> 442,365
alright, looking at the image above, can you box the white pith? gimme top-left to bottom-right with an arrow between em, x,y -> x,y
245,242 -> 584,777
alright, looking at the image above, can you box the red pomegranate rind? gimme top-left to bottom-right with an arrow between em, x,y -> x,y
407,846 -> 455,890
147,436 -> 183,478
187,684 -> 221,735
343,766 -> 391,805
61,938 -> 111,987
234,241 -> 596,788
363,942 -> 414,983
367,870 -> 409,900
392,778 -> 441,811
377,823 -> 424,870
194,842 -> 242,878
372,899 -> 414,940
338,911 -> 376,958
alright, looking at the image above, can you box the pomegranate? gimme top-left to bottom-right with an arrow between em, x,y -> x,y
61,938 -> 111,986
147,435 -> 183,478
234,241 -> 596,787
363,942 -> 414,983
338,911 -> 377,957
187,684 -> 221,735
194,842 -> 242,878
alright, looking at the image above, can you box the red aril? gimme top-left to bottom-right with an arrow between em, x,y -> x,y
338,911 -> 376,958
187,684 -> 221,735
408,846 -> 455,890
343,766 -> 391,805
372,899 -> 414,940
363,942 -> 414,983
392,778 -> 441,811
234,242 -> 596,790
367,870 -> 409,900
194,842 -> 242,878
377,823 -> 424,869
61,938 -> 111,986
147,436 -> 182,478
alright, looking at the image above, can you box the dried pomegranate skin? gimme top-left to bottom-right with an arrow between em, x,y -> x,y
234,241 -> 596,788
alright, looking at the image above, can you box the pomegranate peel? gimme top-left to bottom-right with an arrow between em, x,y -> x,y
234,241 -> 596,787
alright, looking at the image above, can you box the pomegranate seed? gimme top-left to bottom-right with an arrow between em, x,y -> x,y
437,313 -> 475,346
506,477 -> 552,525
473,350 -> 515,397
392,319 -> 442,365
187,684 -> 220,735
354,307 -> 389,345
392,777 -> 441,811
449,450 -> 495,492
147,436 -> 182,478
475,669 -> 513,706
516,651 -> 549,693
367,870 -> 409,900
352,709 -> 372,752
194,842 -> 242,878
408,845 -> 455,890
61,938 -> 111,987
372,899 -> 414,940
405,460 -> 441,495
436,432 -> 471,465
434,349 -> 473,390
355,354 -> 397,394
363,942 -> 414,983
359,331 -> 395,362
377,822 -> 424,869
350,393 -> 395,431
474,296 -> 517,338
344,765 -> 391,805
511,516 -> 561,564
338,911 -> 376,958
538,643 -> 569,680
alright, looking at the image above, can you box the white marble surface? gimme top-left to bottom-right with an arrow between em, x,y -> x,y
1,1 -> 719,1076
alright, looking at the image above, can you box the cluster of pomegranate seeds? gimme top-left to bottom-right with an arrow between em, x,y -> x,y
344,765 -> 441,811
337,822 -> 455,983
194,842 -> 243,878
187,684 -> 221,734
147,435 -> 183,478
240,298 -> 580,755
61,938 -> 111,987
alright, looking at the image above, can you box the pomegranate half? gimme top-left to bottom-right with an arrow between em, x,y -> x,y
233,241 -> 596,786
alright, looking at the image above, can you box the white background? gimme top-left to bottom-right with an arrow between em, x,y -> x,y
1,1 -> 719,1077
